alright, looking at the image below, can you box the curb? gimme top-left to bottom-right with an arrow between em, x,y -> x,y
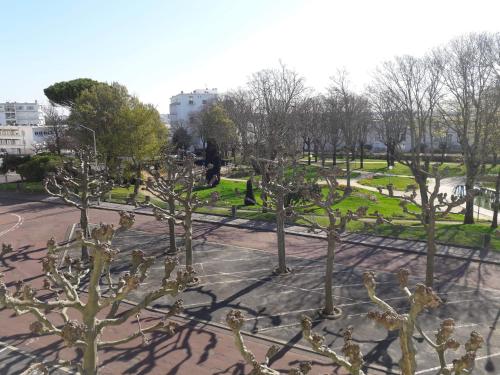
93,203 -> 500,266
3,193 -> 499,266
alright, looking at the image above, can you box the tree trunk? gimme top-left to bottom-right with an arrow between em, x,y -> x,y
168,197 -> 177,253
415,174 -> 429,225
313,143 -> 318,163
133,165 -> 141,197
275,195 -> 288,274
82,250 -> 103,375
386,147 -> 390,167
323,232 -> 335,315
184,211 -> 193,267
345,149 -> 351,190
332,144 -> 337,166
492,172 -> 499,229
464,177 -> 475,224
399,321 -> 417,375
307,139 -> 311,165
80,207 -> 90,261
359,141 -> 365,169
425,214 -> 436,288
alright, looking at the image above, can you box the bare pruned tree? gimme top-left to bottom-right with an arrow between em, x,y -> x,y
364,269 -> 483,375
145,153 -> 217,271
300,168 -> 367,317
0,211 -> 193,375
44,149 -> 112,260
375,165 -> 476,286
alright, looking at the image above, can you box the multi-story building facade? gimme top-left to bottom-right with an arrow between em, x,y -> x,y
0,126 -> 30,155
0,101 -> 45,126
0,101 -> 57,155
169,88 -> 218,127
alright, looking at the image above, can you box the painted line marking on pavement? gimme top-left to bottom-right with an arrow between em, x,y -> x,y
243,307 -> 319,321
415,351 -> 500,373
0,213 -> 23,238
0,340 -> 73,373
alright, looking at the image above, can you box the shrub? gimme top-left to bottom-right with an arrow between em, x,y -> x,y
17,154 -> 61,181
0,154 -> 31,174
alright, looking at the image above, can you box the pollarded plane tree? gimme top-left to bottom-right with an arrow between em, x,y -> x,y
253,155 -> 312,275
145,153 -> 217,269
375,165 -> 475,287
44,149 -> 113,260
226,312 -> 366,375
0,211 -> 193,375
227,268 -> 483,375
299,167 -> 368,318
364,269 -> 483,375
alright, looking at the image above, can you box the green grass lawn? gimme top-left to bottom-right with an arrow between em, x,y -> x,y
103,180 -> 499,249
0,181 -> 45,193
355,222 -> 500,250
301,157 -> 500,178
358,175 -> 417,191
190,179 -> 462,221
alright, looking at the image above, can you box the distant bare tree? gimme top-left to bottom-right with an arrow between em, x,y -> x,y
328,71 -> 369,190
368,87 -> 407,167
435,32 -> 500,224
372,55 -> 442,220
43,104 -> 68,155
324,95 -> 343,166
247,62 -> 306,161
222,90 -> 254,162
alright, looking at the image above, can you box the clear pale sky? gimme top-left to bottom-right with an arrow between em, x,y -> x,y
1,0 -> 499,113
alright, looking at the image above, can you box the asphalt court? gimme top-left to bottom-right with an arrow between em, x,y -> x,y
111,230 -> 500,374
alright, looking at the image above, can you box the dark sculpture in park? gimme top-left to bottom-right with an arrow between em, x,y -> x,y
205,140 -> 221,187
244,177 -> 256,206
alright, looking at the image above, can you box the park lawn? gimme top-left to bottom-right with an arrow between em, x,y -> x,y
290,163 -> 361,179
358,175 -> 417,191
353,222 -> 500,251
109,178 -> 464,223
0,181 -> 44,193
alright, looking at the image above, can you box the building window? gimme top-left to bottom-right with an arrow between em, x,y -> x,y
188,100 -> 194,105
27,106 -> 34,110
16,106 -> 24,110
202,100 -> 207,104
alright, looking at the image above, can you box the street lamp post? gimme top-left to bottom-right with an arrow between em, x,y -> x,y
77,124 -> 97,168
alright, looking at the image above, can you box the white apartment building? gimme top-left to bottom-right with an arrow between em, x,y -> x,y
0,126 -> 59,155
0,101 -> 45,126
169,88 -> 218,127
0,126 -> 30,154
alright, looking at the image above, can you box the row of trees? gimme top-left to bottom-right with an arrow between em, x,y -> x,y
177,33 -> 499,226
2,145 -> 484,374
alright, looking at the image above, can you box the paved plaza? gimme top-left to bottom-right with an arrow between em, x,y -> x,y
110,229 -> 500,375
1,194 -> 499,374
